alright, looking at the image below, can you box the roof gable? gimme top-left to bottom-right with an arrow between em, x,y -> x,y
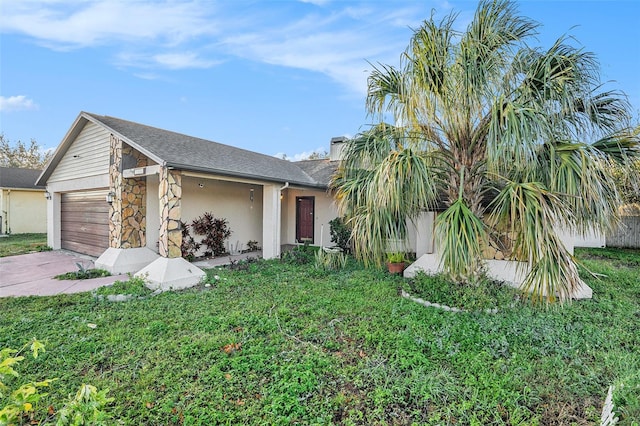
39,112 -> 336,188
293,159 -> 339,186
88,113 -> 324,187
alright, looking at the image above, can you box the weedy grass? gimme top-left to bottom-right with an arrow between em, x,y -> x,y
95,275 -> 154,297
54,266 -> 111,280
0,248 -> 638,425
0,233 -> 48,257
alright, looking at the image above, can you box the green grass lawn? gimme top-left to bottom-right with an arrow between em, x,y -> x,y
0,233 -> 48,257
1,248 -> 639,425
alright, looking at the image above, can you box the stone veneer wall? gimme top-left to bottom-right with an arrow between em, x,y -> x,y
158,167 -> 182,258
109,135 -> 148,249
483,232 -> 515,261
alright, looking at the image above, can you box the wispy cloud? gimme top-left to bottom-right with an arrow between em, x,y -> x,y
116,51 -> 224,70
298,0 -> 332,6
0,1 -> 451,92
153,52 -> 222,70
0,1 -> 221,49
0,95 -> 38,112
219,6 -> 419,94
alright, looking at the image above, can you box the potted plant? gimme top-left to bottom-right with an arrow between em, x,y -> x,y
386,252 -> 406,274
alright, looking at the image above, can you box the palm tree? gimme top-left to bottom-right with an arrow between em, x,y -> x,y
331,0 -> 639,303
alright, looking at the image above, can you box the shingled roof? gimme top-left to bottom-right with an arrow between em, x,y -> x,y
0,167 -> 45,190
294,159 -> 340,186
84,113 -> 327,188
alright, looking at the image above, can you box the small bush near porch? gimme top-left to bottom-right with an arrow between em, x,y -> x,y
0,248 -> 638,424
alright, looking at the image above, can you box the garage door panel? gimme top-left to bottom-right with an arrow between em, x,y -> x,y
61,204 -> 108,214
61,190 -> 109,256
61,228 -> 109,241
61,241 -> 104,258
61,211 -> 109,223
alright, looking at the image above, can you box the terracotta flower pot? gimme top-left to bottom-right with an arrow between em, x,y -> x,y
386,262 -> 406,275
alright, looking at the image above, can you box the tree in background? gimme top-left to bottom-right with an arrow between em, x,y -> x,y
611,159 -> 640,207
331,0 -> 640,303
0,134 -> 52,169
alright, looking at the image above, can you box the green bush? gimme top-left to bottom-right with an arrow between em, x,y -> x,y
314,247 -> 347,270
329,216 -> 352,253
281,242 -> 316,265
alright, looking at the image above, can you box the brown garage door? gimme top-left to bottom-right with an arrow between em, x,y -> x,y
61,190 -> 109,257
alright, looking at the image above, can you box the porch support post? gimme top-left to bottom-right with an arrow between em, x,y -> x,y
109,136 -> 148,249
96,136 -> 157,274
262,184 -> 281,259
134,165 -> 204,291
158,166 -> 182,258
46,190 -> 61,250
108,134 -> 123,248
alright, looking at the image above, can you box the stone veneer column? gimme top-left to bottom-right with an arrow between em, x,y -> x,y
109,136 -> 148,249
121,145 -> 147,248
109,135 -> 123,248
158,166 -> 182,258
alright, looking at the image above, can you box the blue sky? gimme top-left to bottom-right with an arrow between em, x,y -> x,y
1,0 -> 638,160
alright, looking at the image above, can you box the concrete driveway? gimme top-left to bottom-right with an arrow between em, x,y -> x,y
0,250 -> 128,297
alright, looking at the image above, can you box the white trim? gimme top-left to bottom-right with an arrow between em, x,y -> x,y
122,164 -> 162,178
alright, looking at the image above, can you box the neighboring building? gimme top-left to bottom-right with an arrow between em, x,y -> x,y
0,167 -> 47,234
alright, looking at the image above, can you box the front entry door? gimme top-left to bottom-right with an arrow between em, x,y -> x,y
296,196 -> 315,243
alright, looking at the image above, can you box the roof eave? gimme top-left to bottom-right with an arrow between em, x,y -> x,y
166,162 -> 328,189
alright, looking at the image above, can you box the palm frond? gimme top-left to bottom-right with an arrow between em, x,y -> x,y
489,181 -> 581,304
591,127 -> 640,164
436,198 -> 487,283
366,64 -> 405,121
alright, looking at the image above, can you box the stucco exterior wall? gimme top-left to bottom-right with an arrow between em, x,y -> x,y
0,189 -> 47,234
146,174 -> 160,253
573,228 -> 606,248
282,188 -> 337,247
279,188 -> 425,252
177,177 -> 264,255
48,122 -> 110,183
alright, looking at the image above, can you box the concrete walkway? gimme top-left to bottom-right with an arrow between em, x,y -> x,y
0,251 -> 128,297
0,250 -> 263,298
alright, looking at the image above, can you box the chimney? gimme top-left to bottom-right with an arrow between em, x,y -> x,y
329,136 -> 347,161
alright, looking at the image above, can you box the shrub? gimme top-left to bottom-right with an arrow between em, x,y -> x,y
246,240 -> 260,252
191,212 -> 232,257
329,216 -> 352,253
180,220 -> 200,261
281,242 -> 316,265
314,247 -> 347,270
